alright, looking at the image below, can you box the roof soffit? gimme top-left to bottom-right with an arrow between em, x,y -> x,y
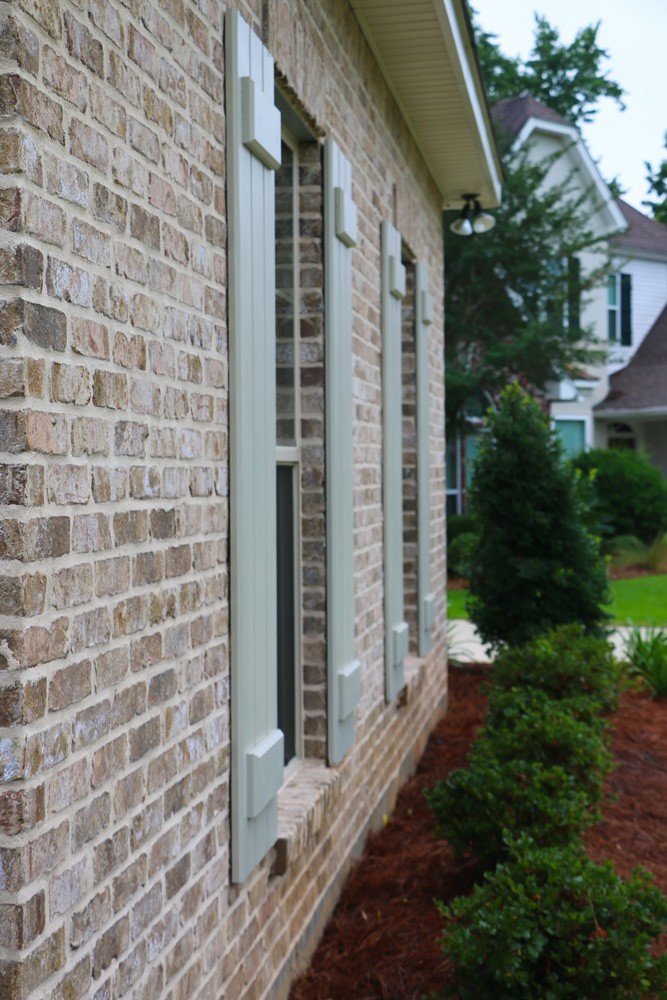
349,0 -> 502,207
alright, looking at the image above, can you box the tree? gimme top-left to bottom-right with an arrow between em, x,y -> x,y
446,11 -> 625,427
474,12 -> 625,126
643,133 -> 667,225
445,144 -> 609,426
467,385 -> 609,649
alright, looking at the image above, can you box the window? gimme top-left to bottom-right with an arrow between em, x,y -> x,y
554,418 -> 586,457
275,134 -> 302,767
608,273 -> 632,345
608,421 -> 636,451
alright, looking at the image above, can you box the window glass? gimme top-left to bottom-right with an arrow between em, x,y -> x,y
554,419 -> 585,457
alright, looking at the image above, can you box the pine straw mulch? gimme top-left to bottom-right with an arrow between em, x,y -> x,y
290,666 -> 667,1000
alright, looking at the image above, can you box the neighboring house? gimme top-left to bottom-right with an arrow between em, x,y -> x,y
594,202 -> 667,474
448,93 -> 623,513
0,2 -> 500,998
447,93 -> 667,515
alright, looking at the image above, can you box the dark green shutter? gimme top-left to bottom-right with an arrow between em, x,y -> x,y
567,256 -> 580,330
620,273 -> 632,346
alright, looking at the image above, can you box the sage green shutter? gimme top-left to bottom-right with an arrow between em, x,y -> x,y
381,221 -> 408,700
226,9 -> 284,884
324,139 -> 360,764
415,263 -> 435,656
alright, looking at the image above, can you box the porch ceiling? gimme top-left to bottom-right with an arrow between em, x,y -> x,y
349,0 -> 502,209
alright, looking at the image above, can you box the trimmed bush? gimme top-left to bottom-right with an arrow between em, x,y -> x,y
447,531 -> 478,578
483,686 -> 613,797
491,624 -> 621,713
468,385 -> 609,649
439,839 -> 667,999
446,513 -> 477,545
426,749 -> 596,866
574,447 -> 667,544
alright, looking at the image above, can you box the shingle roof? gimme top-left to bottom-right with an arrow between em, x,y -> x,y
491,94 -> 574,139
612,199 -> 667,257
595,304 -> 667,414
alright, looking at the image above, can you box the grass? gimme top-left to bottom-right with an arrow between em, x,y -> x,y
605,574 -> 667,627
447,573 -> 667,626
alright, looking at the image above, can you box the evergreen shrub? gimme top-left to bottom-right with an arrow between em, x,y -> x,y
574,447 -> 667,544
468,385 -> 609,649
491,624 -> 621,713
439,839 -> 667,999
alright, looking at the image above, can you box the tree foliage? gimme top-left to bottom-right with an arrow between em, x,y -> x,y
474,12 -> 625,126
445,145 -> 608,426
446,11 -> 625,426
643,132 -> 667,225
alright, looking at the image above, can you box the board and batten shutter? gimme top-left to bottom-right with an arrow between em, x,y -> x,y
415,262 -> 435,656
324,139 -> 360,764
226,9 -> 284,883
381,220 -> 408,700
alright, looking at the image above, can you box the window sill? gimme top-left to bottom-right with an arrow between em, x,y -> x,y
272,760 -> 341,876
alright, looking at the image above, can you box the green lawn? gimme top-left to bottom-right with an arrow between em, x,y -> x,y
447,573 -> 667,627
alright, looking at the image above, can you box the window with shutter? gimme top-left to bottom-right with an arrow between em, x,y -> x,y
382,220 -> 408,700
608,272 -> 632,345
226,9 -> 284,883
324,139 -> 360,764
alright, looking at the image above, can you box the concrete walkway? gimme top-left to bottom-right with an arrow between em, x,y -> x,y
448,619 -> 634,664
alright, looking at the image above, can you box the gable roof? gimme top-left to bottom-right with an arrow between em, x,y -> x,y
595,304 -> 667,417
612,199 -> 667,258
349,0 -> 503,208
491,93 -> 572,138
489,92 -> 626,237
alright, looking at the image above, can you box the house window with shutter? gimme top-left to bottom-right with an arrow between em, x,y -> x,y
382,224 -> 434,693
227,12 -> 360,878
608,273 -> 632,345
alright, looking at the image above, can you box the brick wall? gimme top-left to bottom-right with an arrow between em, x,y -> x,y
0,0 -> 447,997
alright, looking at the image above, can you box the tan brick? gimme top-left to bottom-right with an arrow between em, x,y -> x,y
42,45 -> 88,111
71,888 -> 112,948
114,331 -> 146,370
47,464 -> 90,504
71,316 -> 109,359
25,410 -> 67,454
93,369 -> 127,410
46,256 -> 91,306
50,563 -> 92,612
93,182 -> 127,230
64,11 -> 103,77
72,513 -> 111,552
92,734 -> 127,788
72,219 -> 112,267
49,659 -> 91,711
0,242 -> 44,288
71,607 -> 111,653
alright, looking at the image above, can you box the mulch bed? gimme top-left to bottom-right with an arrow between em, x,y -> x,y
290,666 -> 667,1000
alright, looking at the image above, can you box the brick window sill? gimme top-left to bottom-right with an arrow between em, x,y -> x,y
272,760 -> 341,876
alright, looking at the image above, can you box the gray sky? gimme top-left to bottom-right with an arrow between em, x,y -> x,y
472,0 -> 667,211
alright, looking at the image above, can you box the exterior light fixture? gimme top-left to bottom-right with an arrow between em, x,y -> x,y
450,193 -> 495,236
